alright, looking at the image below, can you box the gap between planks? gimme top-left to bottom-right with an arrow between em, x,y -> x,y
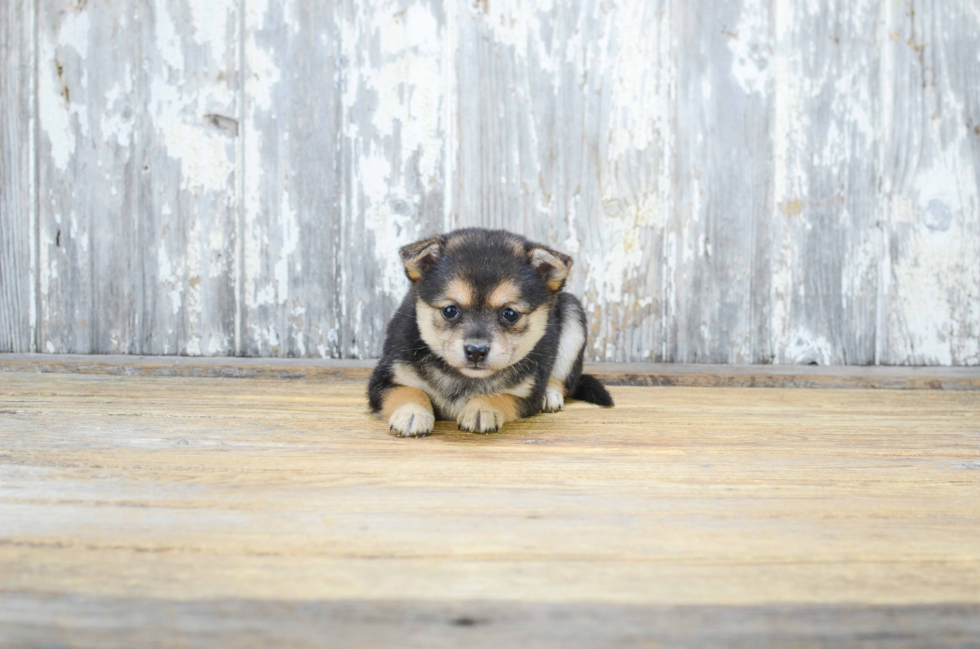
0,354 -> 978,390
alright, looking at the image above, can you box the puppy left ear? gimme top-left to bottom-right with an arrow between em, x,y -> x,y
399,235 -> 444,282
529,246 -> 573,292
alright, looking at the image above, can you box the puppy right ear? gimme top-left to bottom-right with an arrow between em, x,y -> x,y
399,236 -> 444,282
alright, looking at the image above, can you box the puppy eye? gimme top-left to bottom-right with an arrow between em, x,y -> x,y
501,307 -> 521,323
441,305 -> 460,320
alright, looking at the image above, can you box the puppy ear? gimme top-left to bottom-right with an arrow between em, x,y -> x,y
529,246 -> 573,292
399,236 -> 444,282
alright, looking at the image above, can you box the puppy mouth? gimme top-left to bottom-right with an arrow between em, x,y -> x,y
458,364 -> 497,378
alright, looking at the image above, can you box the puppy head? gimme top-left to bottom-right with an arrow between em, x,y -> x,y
400,229 -> 572,378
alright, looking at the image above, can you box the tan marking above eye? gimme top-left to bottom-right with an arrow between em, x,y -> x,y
488,280 -> 521,310
444,278 -> 474,308
444,233 -> 469,250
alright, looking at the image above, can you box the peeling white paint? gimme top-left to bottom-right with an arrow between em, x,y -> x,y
149,29 -> 234,193
27,0 -> 980,364
153,0 -> 184,72
241,0 -> 268,317
187,2 -> 231,63
275,188 -> 298,305
38,67 -> 74,172
729,0 -> 770,95
99,81 -> 134,147
770,0 -> 806,363
583,195 -> 666,308
244,0 -> 280,113
441,0 -> 458,232
479,0 -> 553,66
604,1 -> 664,162
345,0 -> 447,309
887,149 -> 980,364
879,0 -> 980,366
38,8 -> 92,172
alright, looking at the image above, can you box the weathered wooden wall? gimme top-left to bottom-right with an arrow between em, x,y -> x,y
1,0 -> 978,364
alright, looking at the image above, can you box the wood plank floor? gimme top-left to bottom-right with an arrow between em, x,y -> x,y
1,371 -> 979,647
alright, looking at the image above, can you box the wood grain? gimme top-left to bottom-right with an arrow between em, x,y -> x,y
4,598 -> 980,648
769,0 -> 880,365
0,0 -> 34,353
242,0 -> 448,358
241,0 -> 342,358
5,0 -> 980,365
879,0 -> 980,365
340,0 -> 449,358
666,0 -> 773,364
36,0 -> 239,355
1,372 -> 979,645
456,0 -> 671,362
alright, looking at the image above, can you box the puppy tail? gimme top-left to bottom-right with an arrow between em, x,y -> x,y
572,374 -> 614,407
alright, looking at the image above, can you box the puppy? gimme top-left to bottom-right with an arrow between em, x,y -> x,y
368,228 -> 613,437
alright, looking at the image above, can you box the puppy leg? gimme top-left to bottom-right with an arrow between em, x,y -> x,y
541,378 -> 566,413
544,294 -> 586,412
382,387 -> 435,437
457,394 -> 521,434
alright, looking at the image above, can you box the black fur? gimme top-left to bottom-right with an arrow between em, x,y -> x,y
368,228 -> 612,430
573,374 -> 614,407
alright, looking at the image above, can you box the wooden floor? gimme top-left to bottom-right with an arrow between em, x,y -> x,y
2,369 -> 979,647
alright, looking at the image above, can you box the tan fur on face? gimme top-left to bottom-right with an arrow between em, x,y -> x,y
504,304 -> 549,365
444,278 -> 474,307
416,299 -> 465,366
418,297 -> 532,374
417,277 -> 549,373
488,280 -> 520,310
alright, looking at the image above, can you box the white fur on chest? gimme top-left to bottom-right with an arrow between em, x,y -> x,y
551,304 -> 586,385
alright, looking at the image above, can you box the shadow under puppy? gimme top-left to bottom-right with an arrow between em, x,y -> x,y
369,228 -> 613,437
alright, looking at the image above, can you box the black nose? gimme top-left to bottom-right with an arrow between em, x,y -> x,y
464,344 -> 490,363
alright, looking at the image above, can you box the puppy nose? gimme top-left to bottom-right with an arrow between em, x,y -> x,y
464,343 -> 490,363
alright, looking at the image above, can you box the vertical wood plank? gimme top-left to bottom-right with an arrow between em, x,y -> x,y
36,0 -> 139,353
18,0 -> 980,365
666,0 -> 773,363
241,0 -> 342,358
141,0 -> 240,355
242,0 -> 447,358
0,0 -> 35,352
879,0 -> 980,365
36,0 -> 239,355
341,0 -> 449,358
456,0 -> 672,362
768,0 -> 880,365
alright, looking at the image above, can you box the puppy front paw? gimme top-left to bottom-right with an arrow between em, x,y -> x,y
542,387 -> 564,413
457,403 -> 505,434
389,404 -> 435,437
